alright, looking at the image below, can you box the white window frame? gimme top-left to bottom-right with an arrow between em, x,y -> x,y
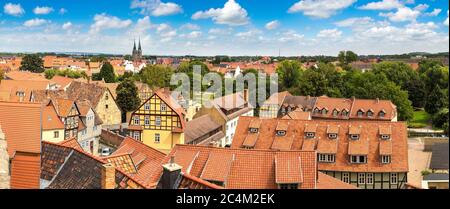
328,133 -> 337,139
381,155 -> 391,164
249,128 -> 258,133
276,130 -> 286,136
350,134 -> 360,140
144,116 -> 150,125
160,103 -> 167,111
133,116 -> 139,125
366,173 -> 374,185
350,155 -> 367,164
342,173 -> 350,183
358,173 -> 365,184
318,154 -> 335,163
305,132 -> 315,138
144,103 -> 150,110
155,133 -> 160,143
155,116 -> 161,126
390,173 -> 398,184
381,135 -> 390,140
133,132 -> 140,140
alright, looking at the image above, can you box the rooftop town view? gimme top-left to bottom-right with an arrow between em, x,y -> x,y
0,0 -> 449,199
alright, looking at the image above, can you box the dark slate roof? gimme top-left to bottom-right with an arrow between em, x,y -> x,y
185,115 -> 222,144
423,173 -> 449,181
41,141 -> 146,189
430,142 -> 449,170
283,95 -> 317,109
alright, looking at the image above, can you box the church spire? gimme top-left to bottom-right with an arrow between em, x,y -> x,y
138,37 -> 142,51
133,38 -> 136,51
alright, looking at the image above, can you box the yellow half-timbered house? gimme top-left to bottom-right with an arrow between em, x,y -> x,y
128,89 -> 185,153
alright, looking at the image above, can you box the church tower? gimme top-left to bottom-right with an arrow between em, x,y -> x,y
132,38 -> 143,63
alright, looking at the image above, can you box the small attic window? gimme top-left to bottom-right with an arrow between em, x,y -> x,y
380,134 -> 390,140
367,110 -> 374,117
305,132 -> 315,138
332,109 -> 339,117
349,134 -> 360,140
276,130 -> 286,136
249,128 -> 258,133
313,108 -> 320,114
342,110 -> 349,116
379,111 -> 386,118
357,110 -> 364,117
328,133 -> 338,139
321,108 -> 328,115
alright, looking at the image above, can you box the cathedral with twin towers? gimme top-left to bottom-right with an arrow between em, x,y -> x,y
132,38 -> 143,63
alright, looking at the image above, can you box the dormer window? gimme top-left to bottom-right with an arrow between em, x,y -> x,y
332,109 -> 339,117
379,111 -> 386,118
342,110 -> 349,116
249,128 -> 258,133
357,109 -> 364,117
350,155 -> 367,164
328,133 -> 338,139
16,91 -> 25,97
305,132 -> 315,138
367,110 -> 374,117
313,108 -> 320,114
276,130 -> 286,136
380,134 -> 390,140
321,108 -> 328,115
279,184 -> 298,189
349,134 -> 360,140
381,155 -> 391,164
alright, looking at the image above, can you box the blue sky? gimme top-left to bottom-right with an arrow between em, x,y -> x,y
0,0 -> 448,56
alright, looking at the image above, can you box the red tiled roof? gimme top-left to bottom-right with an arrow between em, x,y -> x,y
58,138 -> 82,150
111,137 -> 167,188
158,145 -> 318,189
51,76 -> 73,89
350,99 -> 396,121
179,173 -> 224,189
316,172 -> 357,189
42,101 -> 65,130
5,71 -> 47,81
200,152 -> 234,183
275,153 -> 303,184
0,80 -> 50,102
232,117 -> 409,173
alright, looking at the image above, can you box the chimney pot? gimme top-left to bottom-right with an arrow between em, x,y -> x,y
160,159 -> 182,189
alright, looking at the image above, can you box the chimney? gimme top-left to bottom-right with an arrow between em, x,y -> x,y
160,156 -> 182,189
376,98 -> 380,103
0,125 -> 10,189
101,163 -> 115,189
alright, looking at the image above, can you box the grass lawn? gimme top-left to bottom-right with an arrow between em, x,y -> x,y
408,110 -> 431,128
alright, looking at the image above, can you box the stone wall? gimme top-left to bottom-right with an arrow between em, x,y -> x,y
0,126 -> 10,189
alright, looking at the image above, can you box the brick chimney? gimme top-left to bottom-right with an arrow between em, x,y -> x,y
101,163 -> 115,189
0,125 -> 10,189
243,89 -> 249,103
160,156 -> 182,189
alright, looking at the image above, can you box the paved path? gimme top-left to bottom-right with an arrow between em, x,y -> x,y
407,138 -> 432,188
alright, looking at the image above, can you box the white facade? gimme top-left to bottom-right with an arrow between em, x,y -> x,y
223,109 -> 254,147
124,60 -> 146,73
77,108 -> 102,155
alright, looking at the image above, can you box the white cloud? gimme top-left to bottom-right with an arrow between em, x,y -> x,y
59,8 -> 68,15
89,13 -> 132,34
62,22 -> 73,30
236,30 -> 261,38
445,10 -> 449,26
23,18 -> 48,27
413,4 -> 428,12
380,7 -> 420,22
424,8 -> 441,17
288,0 -> 356,18
156,23 -> 177,38
33,6 -> 54,15
335,17 -> 374,28
278,30 -> 304,42
3,3 -> 25,16
180,23 -> 200,30
317,28 -> 342,38
130,0 -> 182,16
192,0 -> 249,26
358,0 -> 403,10
265,20 -> 280,30
183,31 -> 202,39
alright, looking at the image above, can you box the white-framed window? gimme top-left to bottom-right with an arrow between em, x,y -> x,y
54,131 -> 59,138
358,173 -> 365,184
155,133 -> 160,143
318,154 -> 335,163
144,103 -> 150,110
155,116 -> 161,126
133,132 -> 140,140
342,110 -> 349,116
328,133 -> 337,139
332,109 -> 339,116
379,111 -> 386,118
342,173 -> 350,183
144,116 -> 150,125
249,128 -> 258,133
367,110 -> 374,117
381,134 -> 390,140
350,155 -> 367,164
305,132 -> 315,138
160,103 -> 167,111
390,173 -> 398,184
349,134 -> 360,140
276,130 -> 286,136
357,110 -> 364,117
279,184 -> 298,189
366,173 -> 374,185
133,116 -> 139,125
381,155 -> 391,164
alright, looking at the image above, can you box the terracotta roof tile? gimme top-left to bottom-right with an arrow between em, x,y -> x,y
200,152 -> 234,183
275,153 -> 303,184
42,101 -> 65,130
105,154 -> 138,174
348,138 -> 369,155
379,140 -> 392,155
316,172 -> 357,189
58,138 -> 83,150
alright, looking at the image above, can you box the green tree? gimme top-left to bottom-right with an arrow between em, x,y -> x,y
123,55 -> 132,61
338,51 -> 357,67
99,62 -> 116,83
140,65 -> 174,90
116,78 -> 141,113
432,108 -> 449,129
0,68 -> 5,82
297,62 -> 343,97
276,60 -> 302,91
425,85 -> 447,115
20,54 -> 44,73
90,55 -> 107,63
418,60 -> 443,74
